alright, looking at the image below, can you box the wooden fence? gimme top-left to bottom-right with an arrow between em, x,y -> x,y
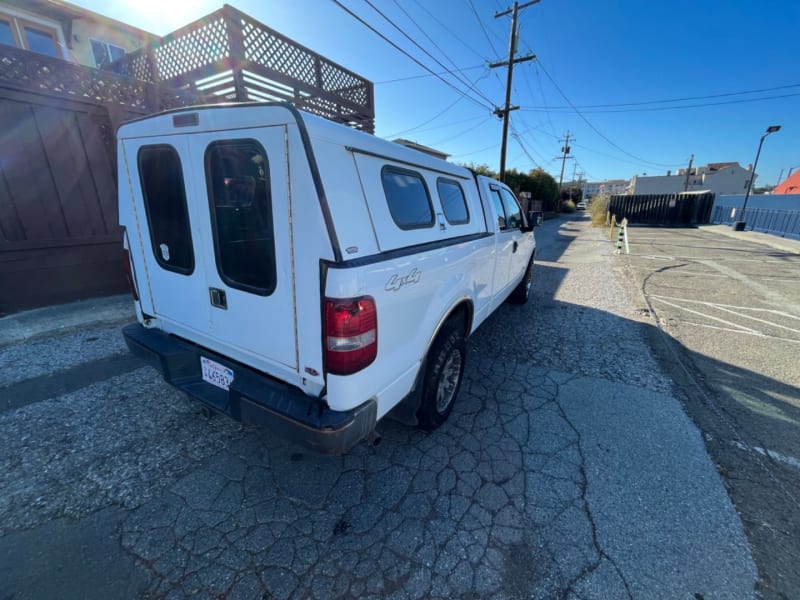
0,45 -> 205,314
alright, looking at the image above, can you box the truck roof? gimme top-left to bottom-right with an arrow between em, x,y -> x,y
117,102 -> 472,181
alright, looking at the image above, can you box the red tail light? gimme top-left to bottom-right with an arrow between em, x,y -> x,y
324,296 -> 377,375
122,232 -> 140,302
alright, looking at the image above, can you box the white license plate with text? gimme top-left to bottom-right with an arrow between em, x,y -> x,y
201,357 -> 234,391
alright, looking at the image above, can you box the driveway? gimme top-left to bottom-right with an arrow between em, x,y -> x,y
0,215 -> 756,599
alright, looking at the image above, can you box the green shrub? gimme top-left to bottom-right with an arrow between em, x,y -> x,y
562,199 -> 576,213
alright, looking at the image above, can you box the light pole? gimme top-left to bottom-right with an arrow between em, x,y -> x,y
734,125 -> 781,231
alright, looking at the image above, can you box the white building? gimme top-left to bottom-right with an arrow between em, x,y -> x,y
627,162 -> 753,196
583,179 -> 629,198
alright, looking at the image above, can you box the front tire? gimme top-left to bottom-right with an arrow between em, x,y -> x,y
417,323 -> 467,431
509,255 -> 534,304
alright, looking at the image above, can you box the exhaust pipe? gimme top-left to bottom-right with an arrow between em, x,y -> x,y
365,430 -> 382,447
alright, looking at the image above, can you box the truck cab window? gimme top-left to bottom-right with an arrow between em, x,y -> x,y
499,188 -> 522,229
137,145 -> 194,274
490,190 -> 507,230
205,139 -> 276,296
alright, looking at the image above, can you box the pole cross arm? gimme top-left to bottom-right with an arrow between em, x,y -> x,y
495,0 -> 541,17
489,53 -> 536,68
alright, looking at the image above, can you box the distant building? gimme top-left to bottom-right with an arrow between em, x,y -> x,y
0,0 -> 157,67
393,139 -> 450,161
583,179 -> 629,198
627,162 -> 753,196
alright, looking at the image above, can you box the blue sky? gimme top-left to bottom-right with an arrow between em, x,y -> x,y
74,0 -> 799,186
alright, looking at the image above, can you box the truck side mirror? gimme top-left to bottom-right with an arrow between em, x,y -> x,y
528,211 -> 543,227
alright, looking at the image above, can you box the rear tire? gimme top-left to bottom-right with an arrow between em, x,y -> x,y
417,322 -> 467,431
509,255 -> 534,304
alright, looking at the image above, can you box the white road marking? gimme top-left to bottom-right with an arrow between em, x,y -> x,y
733,441 -> 800,471
682,322 -> 800,344
649,297 -> 762,334
649,295 -> 800,320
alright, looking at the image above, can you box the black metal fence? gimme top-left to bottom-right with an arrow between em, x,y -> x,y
609,192 -> 715,226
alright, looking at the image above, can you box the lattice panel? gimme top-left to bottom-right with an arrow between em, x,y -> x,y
242,20 -> 317,87
109,52 -> 153,83
320,62 -> 369,105
155,17 -> 230,81
1,46 -> 206,113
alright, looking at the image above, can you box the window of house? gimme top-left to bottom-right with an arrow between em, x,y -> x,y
22,22 -> 59,57
138,145 -> 195,275
90,39 -> 126,68
381,166 -> 434,230
205,139 -> 276,295
436,178 -> 470,225
0,18 -> 17,47
0,13 -> 62,58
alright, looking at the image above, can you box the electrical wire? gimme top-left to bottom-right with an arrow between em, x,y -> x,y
429,115 -> 494,146
521,91 -> 800,113
466,0 -> 501,58
330,0 -> 493,111
375,64 -> 485,85
536,60 -> 683,168
382,114 -> 490,139
410,0 -> 487,62
361,0 -> 497,107
523,82 -> 800,110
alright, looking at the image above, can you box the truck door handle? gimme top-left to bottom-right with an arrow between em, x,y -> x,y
513,241 -> 518,253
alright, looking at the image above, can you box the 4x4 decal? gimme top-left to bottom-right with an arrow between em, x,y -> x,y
385,268 -> 421,292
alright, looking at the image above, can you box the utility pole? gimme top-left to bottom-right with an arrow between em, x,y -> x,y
556,130 -> 572,212
683,154 -> 694,192
490,0 -> 538,182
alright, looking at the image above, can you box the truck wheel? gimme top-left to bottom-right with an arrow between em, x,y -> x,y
417,323 -> 466,431
510,256 -> 534,304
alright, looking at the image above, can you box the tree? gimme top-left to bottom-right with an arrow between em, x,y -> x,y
528,168 -> 559,211
459,162 -> 497,178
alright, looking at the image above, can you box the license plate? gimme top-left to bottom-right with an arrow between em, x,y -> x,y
200,357 -> 234,391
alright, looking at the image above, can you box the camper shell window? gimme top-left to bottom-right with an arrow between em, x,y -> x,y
205,139 -> 276,296
137,145 -> 195,275
437,178 -> 470,225
381,166 -> 435,230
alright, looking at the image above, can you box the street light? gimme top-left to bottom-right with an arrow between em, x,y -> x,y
734,124 -> 781,231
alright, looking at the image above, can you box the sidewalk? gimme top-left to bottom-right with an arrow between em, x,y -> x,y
0,295 -> 135,348
700,224 -> 800,254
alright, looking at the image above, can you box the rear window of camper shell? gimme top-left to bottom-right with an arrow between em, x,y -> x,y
204,139 -> 277,296
137,144 -> 195,275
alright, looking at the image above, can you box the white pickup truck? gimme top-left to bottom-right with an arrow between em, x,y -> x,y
119,102 -> 535,453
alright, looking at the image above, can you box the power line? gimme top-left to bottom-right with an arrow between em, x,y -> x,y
466,0 -> 501,57
410,0 -> 487,62
429,116 -> 494,146
375,64 -> 485,85
536,60 -> 682,168
390,0 -> 465,74
330,0 -> 493,111
522,82 -> 800,110
382,114 -> 489,139
361,0 -> 497,106
521,90 -> 800,113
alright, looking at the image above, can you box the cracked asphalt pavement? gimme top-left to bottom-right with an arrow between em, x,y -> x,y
0,215 -> 757,598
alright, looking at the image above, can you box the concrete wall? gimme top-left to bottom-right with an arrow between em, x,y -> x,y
711,194 -> 800,239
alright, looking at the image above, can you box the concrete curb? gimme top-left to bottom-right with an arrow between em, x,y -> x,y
0,295 -> 135,348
